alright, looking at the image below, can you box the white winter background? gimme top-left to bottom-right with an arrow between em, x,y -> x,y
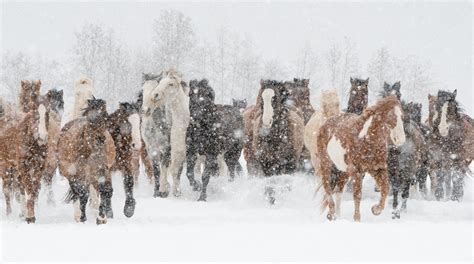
0,0 -> 473,262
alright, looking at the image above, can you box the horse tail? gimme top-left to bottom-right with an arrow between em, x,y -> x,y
319,194 -> 330,214
63,187 -> 76,204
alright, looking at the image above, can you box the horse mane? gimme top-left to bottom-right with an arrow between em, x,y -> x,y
363,95 -> 399,118
321,89 -> 340,117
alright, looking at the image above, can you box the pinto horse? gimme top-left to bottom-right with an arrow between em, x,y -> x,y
317,95 -> 405,221
141,69 -> 191,198
16,80 -> 50,223
429,90 -> 474,201
58,97 -> 116,224
42,89 -> 64,205
108,102 -> 142,217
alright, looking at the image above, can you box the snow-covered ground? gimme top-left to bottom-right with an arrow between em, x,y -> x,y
1,161 -> 472,262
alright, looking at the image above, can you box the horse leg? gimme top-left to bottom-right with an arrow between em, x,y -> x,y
2,167 -> 13,215
451,169 -> 464,201
322,171 -> 336,221
351,173 -> 363,222
170,153 -> 185,198
97,180 -> 113,225
400,175 -> 410,213
152,159 -> 162,198
434,168 -> 445,201
224,145 -> 240,182
371,168 -> 389,216
123,168 -> 136,218
391,172 -> 401,219
25,174 -> 41,224
186,149 -> 201,191
416,162 -> 429,199
70,181 -> 89,222
335,172 -> 348,217
43,165 -> 56,206
198,155 -> 218,201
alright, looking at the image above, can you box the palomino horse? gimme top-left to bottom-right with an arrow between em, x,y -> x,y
108,102 -> 142,217
70,77 -> 93,121
380,82 -> 428,218
42,89 -> 64,205
249,80 -> 304,176
317,95 -> 406,221
304,89 -> 340,179
58,97 -> 116,224
141,69 -> 191,198
0,97 -> 25,216
17,80 -> 50,223
185,79 -> 245,201
429,90 -> 473,201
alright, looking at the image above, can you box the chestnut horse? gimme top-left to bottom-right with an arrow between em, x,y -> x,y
0,97 -> 25,216
108,102 -> 142,217
58,97 -> 115,224
17,80 -> 50,223
317,95 -> 405,221
41,89 -> 64,205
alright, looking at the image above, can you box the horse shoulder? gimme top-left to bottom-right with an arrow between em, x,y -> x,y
105,131 -> 116,169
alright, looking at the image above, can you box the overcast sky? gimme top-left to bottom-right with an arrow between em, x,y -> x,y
1,1 -> 472,113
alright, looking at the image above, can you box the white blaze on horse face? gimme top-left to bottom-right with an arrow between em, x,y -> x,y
390,106 -> 406,147
37,104 -> 48,143
128,113 -> 142,150
358,116 -> 373,138
327,136 -> 347,172
432,110 -> 438,124
262,88 -> 275,129
439,102 -> 449,137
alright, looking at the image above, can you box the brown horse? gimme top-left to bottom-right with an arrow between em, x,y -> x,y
0,98 -> 25,216
346,77 -> 369,115
108,102 -> 142,217
41,89 -> 64,205
16,80 -> 50,223
317,95 -> 405,221
242,104 -> 258,175
428,90 -> 473,201
249,80 -> 304,177
58,97 -> 116,224
287,78 -> 315,124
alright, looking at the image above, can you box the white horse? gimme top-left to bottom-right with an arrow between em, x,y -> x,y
304,89 -> 340,178
141,69 -> 190,197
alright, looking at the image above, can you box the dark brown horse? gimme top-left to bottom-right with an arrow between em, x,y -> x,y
287,78 -> 315,124
17,80 -> 50,223
58,97 -> 116,224
429,90 -> 473,201
108,102 -> 142,217
346,77 -> 369,115
317,95 -> 405,221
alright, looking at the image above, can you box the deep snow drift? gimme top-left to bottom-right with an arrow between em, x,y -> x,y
1,162 -> 472,262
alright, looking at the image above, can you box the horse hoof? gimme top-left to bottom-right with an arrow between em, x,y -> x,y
228,177 -> 235,182
327,214 -> 336,221
371,205 -> 382,216
157,191 -> 169,198
267,196 -> 276,205
25,217 -> 36,224
198,193 -> 207,202
124,199 -> 136,218
80,215 -> 87,222
392,211 -> 400,219
96,218 -> 107,225
173,190 -> 182,197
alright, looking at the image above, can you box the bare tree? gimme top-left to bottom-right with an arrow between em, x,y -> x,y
152,10 -> 195,71
294,40 -> 318,80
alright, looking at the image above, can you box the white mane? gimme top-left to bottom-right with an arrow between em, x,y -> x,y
71,77 -> 93,120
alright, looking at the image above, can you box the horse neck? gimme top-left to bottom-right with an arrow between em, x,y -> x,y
165,93 -> 190,125
73,95 -> 90,119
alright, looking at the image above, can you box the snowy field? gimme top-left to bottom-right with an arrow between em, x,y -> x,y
1,161 -> 472,262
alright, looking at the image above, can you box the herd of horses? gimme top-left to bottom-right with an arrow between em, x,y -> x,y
0,69 -> 473,224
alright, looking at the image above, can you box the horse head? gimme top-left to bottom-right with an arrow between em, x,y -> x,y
189,79 -> 215,120
435,89 -> 460,137
232,98 -> 247,113
45,89 -> 64,117
347,77 -> 369,114
258,80 -> 286,132
117,102 -> 142,150
83,96 -> 108,133
380,81 -> 401,100
402,101 -> 422,125
141,69 -> 188,115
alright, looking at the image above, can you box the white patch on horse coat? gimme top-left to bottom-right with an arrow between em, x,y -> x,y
327,136 -> 347,172
439,102 -> 449,137
73,200 -> 81,222
390,106 -> 406,146
262,89 -> 275,128
72,78 -> 93,120
128,113 -> 142,150
432,110 -> 438,124
37,104 -> 48,142
358,116 -> 373,138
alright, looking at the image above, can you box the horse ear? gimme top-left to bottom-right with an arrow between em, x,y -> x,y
303,79 -> 309,87
260,79 -> 264,87
393,81 -> 401,90
365,78 -> 369,84
350,77 -> 354,84
452,89 -> 457,98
